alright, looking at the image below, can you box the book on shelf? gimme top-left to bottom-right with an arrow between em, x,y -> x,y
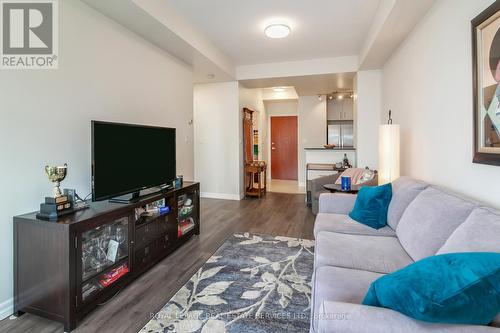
98,263 -> 129,287
178,218 -> 195,237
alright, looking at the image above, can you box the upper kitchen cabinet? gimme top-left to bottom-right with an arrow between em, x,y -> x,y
327,98 -> 354,121
342,99 -> 353,120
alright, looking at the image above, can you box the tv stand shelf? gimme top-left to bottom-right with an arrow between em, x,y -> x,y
13,182 -> 200,332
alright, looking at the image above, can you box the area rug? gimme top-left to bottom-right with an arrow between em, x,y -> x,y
140,233 -> 314,333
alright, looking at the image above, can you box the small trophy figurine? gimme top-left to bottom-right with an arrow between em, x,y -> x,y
37,163 -> 72,220
45,164 -> 68,198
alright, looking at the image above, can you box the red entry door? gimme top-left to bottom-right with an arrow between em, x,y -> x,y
271,116 -> 298,180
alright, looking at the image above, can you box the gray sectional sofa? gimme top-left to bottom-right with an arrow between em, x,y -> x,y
311,176 -> 500,333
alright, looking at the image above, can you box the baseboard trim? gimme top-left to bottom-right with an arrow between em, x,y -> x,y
0,297 -> 13,321
201,192 -> 241,201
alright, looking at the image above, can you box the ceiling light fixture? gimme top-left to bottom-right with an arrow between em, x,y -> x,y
265,24 -> 291,39
273,87 -> 286,92
337,95 -> 343,100
318,95 -> 322,101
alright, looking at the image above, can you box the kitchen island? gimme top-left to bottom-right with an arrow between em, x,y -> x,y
304,147 -> 356,167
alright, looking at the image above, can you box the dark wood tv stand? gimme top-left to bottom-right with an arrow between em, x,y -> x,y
13,182 -> 200,331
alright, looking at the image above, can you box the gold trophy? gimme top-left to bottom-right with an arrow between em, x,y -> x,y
45,164 -> 68,198
37,163 -> 72,220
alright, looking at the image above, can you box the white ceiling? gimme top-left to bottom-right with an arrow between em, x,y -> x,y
240,72 -> 355,96
167,0 -> 381,66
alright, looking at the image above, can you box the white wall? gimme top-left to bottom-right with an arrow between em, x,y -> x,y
261,88 -> 299,100
0,0 -> 194,319
382,0 -> 500,208
298,96 -> 327,185
194,82 -> 241,200
265,100 -> 299,116
356,70 -> 382,169
236,56 -> 359,80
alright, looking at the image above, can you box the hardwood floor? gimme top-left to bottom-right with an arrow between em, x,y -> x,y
0,193 -> 315,333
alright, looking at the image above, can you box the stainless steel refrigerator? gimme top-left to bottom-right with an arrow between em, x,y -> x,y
327,122 -> 354,148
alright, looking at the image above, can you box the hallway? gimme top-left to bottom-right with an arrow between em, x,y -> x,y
268,179 -> 305,194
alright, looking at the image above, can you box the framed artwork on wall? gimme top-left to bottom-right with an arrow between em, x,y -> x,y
472,0 -> 500,166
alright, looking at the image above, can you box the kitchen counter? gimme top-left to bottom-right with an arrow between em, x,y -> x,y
304,147 -> 356,151
304,148 -> 357,179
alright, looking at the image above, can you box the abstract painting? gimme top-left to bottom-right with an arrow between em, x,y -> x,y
473,1 -> 500,166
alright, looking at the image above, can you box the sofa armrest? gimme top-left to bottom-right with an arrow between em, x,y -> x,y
317,301 -> 497,333
318,193 -> 357,214
311,174 -> 341,194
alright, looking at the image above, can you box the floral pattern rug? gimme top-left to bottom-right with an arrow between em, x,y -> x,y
140,233 -> 314,333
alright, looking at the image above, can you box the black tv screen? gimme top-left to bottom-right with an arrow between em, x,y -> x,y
92,121 -> 176,201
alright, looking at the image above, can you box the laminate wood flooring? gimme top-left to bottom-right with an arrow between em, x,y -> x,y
0,193 -> 315,333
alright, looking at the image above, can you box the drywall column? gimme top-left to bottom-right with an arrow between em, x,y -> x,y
355,70 -> 382,169
194,82 -> 241,200
298,96 -> 327,186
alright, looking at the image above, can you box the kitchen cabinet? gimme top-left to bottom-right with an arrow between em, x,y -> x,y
327,99 -> 354,121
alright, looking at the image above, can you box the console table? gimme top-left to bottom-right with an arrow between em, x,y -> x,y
245,161 -> 267,198
13,182 -> 200,331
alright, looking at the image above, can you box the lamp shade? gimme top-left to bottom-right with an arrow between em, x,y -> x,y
379,124 -> 400,185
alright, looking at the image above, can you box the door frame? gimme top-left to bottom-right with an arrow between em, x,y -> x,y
268,115 -> 299,180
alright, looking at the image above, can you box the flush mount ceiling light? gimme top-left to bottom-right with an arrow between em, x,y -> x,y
265,24 -> 291,39
273,87 -> 286,92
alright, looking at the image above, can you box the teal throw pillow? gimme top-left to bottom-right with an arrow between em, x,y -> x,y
363,252 -> 500,325
348,183 -> 392,229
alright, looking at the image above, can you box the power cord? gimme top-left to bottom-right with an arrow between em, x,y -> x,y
75,192 -> 92,203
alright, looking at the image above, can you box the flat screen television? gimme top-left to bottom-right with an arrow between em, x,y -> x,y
92,121 -> 176,202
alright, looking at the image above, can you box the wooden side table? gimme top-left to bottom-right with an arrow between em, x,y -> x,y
245,162 -> 267,198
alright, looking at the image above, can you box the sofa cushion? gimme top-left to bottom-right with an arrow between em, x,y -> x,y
363,252 -> 500,325
349,183 -> 392,229
438,207 -> 500,254
396,186 -> 477,261
318,193 -> 357,215
317,301 -> 500,333
387,176 -> 428,230
314,213 -> 396,238
311,266 -> 382,332
315,232 -> 413,274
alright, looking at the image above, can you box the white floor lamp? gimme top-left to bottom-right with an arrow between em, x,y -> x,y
379,110 -> 400,185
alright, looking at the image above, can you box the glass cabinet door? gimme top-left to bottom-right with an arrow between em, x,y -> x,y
177,190 -> 199,238
80,216 -> 131,303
